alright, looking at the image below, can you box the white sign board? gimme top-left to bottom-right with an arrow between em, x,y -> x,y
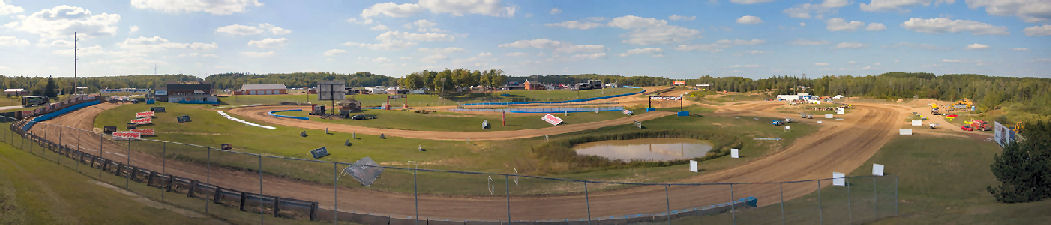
911,120 -> 923,126
872,164 -> 885,176
825,114 -> 833,118
899,129 -> 913,135
731,149 -> 740,158
689,160 -> 698,172
817,120 -> 823,124
832,172 -> 845,186
541,114 -> 563,126
784,126 -> 791,130
836,107 -> 845,115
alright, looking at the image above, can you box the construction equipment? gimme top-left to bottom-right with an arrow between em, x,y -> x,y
930,103 -> 940,115
972,120 -> 990,131
21,96 -> 47,107
953,99 -> 973,109
1014,122 -> 1024,134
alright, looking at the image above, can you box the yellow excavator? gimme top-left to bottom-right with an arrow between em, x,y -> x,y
930,103 -> 940,115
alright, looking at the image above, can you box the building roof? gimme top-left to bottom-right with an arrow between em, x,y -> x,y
240,84 -> 287,90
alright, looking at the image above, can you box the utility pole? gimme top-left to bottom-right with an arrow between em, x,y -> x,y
73,32 -> 78,96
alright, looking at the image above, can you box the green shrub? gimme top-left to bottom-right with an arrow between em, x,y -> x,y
988,120 -> 1051,203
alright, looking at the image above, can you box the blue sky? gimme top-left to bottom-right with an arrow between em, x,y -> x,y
0,0 -> 1048,79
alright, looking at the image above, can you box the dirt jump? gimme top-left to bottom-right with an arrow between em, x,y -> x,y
30,100 -> 905,221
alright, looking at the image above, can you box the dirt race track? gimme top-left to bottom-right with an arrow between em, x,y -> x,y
31,99 -> 906,221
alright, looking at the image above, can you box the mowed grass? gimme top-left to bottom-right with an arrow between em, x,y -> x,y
272,108 -> 643,132
0,142 -> 225,225
219,93 -> 453,107
660,134 -> 1051,224
217,87 -> 642,107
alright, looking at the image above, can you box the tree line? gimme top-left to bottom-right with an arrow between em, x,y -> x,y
397,69 -> 507,93
205,72 -> 397,90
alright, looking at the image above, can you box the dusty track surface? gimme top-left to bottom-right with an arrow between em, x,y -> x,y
229,105 -> 674,141
33,100 -> 905,221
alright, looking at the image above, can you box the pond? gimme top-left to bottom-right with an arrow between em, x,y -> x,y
573,138 -> 714,162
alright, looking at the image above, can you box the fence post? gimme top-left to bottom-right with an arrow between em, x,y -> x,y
780,182 -> 785,225
730,183 -> 735,225
505,174 -> 511,224
665,185 -> 672,225
258,154 -> 263,225
413,163 -> 419,225
873,176 -> 878,219
206,147 -> 211,214
75,131 -> 80,174
162,142 -> 166,201
99,133 -> 103,179
584,182 -> 592,225
126,139 -> 131,189
817,179 -> 823,225
333,162 -> 338,225
847,177 -> 852,224
894,176 -> 898,216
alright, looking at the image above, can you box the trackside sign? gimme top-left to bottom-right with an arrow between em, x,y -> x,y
130,118 -> 153,124
130,129 -> 155,136
113,131 -> 141,139
136,111 -> 155,118
542,114 -> 563,126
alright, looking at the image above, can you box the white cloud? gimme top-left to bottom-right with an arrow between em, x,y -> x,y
417,47 -> 465,63
417,0 -> 516,17
866,23 -> 887,31
826,18 -> 865,31
372,57 -> 392,64
965,43 -> 989,49
669,14 -> 696,21
0,0 -> 24,15
1024,25 -> 1051,36
737,15 -> 762,24
323,49 -> 347,57
730,0 -> 775,4
505,52 -> 527,57
344,30 -> 455,50
549,8 -> 561,15
618,48 -> 664,57
409,19 -> 442,32
118,36 -> 217,52
0,36 -> 30,47
815,62 -> 830,66
247,38 -> 287,49
546,20 -> 604,30
744,50 -> 766,54
241,50 -> 274,57
361,2 -> 423,18
215,23 -> 291,36
730,64 -> 761,68
6,5 -> 121,40
966,0 -> 1051,23
902,17 -> 1008,35
131,0 -> 262,15
51,44 -> 103,56
836,42 -> 866,49
784,0 -> 849,19
1012,48 -> 1029,51
860,0 -> 954,12
791,39 -> 830,45
676,39 -> 765,52
370,24 -> 390,31
607,15 -> 701,45
129,25 -> 140,34
941,59 -> 962,63
498,39 -> 562,48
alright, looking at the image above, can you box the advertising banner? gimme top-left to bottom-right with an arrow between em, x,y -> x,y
650,96 -> 682,100
136,111 -> 155,118
130,118 -> 152,124
541,114 -> 563,126
672,80 -> 686,85
129,129 -> 155,136
112,131 -> 141,139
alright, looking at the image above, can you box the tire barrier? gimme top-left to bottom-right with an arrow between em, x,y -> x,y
22,100 -> 101,132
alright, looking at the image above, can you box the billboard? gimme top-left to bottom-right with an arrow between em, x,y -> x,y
130,118 -> 152,124
317,81 -> 346,100
994,121 -> 1016,147
672,80 -> 686,85
130,129 -> 155,136
136,111 -> 155,118
112,131 -> 141,139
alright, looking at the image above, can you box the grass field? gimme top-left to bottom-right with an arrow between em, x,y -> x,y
659,134 -> 1051,224
0,141 -> 226,225
90,102 -> 815,195
272,108 -> 643,132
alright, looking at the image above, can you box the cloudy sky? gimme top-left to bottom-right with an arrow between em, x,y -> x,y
0,0 -> 1049,78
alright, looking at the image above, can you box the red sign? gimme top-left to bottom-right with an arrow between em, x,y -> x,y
112,131 -> 141,139
130,118 -> 152,124
130,129 -> 155,136
136,111 -> 155,118
673,80 -> 686,85
541,114 -> 563,126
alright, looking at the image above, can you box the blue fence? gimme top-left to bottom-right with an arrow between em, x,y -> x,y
462,88 -> 646,106
22,100 -> 100,131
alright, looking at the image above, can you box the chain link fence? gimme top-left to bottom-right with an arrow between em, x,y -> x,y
1,115 -> 897,225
